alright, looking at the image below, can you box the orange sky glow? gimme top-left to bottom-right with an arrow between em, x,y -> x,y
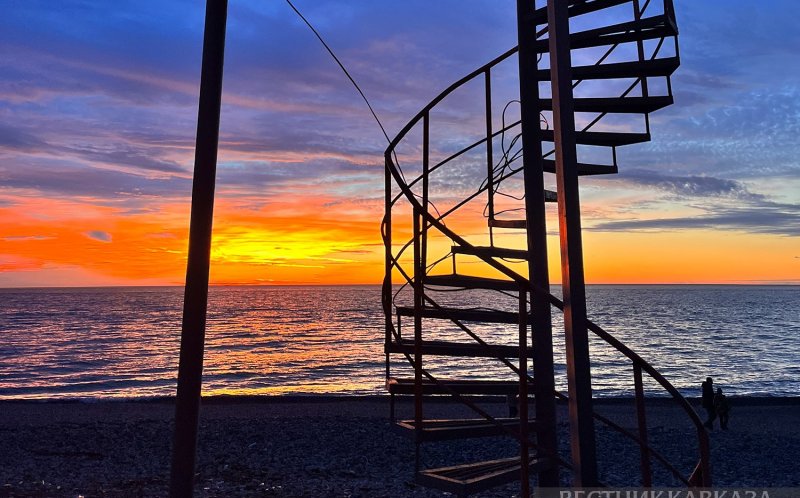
2,193 -> 797,286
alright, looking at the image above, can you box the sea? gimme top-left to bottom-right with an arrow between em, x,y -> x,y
0,285 -> 797,400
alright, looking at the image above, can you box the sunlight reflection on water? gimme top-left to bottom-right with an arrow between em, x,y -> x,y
0,285 -> 797,399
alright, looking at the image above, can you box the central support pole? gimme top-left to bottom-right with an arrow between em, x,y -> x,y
516,0 -> 559,488
170,1 -> 228,496
547,0 -> 598,486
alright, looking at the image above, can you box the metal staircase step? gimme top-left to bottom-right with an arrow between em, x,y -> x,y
394,417 -> 534,442
537,56 -> 680,81
541,159 -> 618,175
396,305 -> 529,324
531,0 -> 633,23
452,245 -> 529,260
387,339 -> 533,358
535,14 -> 678,52
387,377 -> 527,396
488,219 -> 527,229
417,456 -> 551,496
424,274 -> 522,292
479,188 -> 560,204
539,95 -> 673,114
540,128 -> 650,146
569,14 -> 678,50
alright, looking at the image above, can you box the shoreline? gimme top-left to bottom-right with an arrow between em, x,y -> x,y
3,393 -> 800,405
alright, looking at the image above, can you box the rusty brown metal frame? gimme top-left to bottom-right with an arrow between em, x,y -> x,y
380,0 -> 709,491
517,0 -> 559,488
383,156 -> 711,489
546,0 -> 599,486
413,206 -> 423,472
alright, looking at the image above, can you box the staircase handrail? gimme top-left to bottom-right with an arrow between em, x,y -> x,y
383,172 -> 710,484
383,0 -> 706,485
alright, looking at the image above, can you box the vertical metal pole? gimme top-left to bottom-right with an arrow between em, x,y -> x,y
632,0 -> 651,135
485,69 -> 495,246
384,153 -> 393,381
518,288 -> 530,498
633,363 -> 653,486
632,0 -> 648,97
413,206 -> 423,473
547,0 -> 598,486
169,1 -> 228,497
413,114 -> 430,472
516,0 -> 559,487
422,112 -> 430,271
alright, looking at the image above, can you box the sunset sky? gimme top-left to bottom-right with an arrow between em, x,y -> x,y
1,1 -> 798,287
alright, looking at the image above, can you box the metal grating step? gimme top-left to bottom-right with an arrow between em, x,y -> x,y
396,305 -> 529,324
417,456 -> 551,496
424,274 -> 522,292
539,95 -> 673,114
540,128 -> 650,146
537,56 -> 680,81
531,0 -> 633,23
386,338 -> 533,358
541,159 -> 618,175
570,14 -> 677,50
386,377 -> 527,396
452,245 -> 529,260
489,219 -> 527,229
534,14 -> 678,52
394,417 -> 535,442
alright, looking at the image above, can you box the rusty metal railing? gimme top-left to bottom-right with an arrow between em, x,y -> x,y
382,0 -> 706,486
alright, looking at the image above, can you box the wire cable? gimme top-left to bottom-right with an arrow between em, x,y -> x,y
285,0 -> 391,145
285,0 -> 411,192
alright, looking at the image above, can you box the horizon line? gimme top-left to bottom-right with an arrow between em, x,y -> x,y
1,281 -> 798,290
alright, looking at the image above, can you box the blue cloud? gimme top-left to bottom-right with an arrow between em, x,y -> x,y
590,207 -> 800,237
85,230 -> 112,242
0,124 -> 47,151
618,170 -> 764,201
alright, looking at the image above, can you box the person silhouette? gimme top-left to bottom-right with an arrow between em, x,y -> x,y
714,387 -> 730,430
507,393 -> 519,418
701,377 -> 716,429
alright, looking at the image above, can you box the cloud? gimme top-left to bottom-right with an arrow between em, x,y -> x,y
630,86 -> 800,179
218,155 -> 373,182
626,2 -> 800,183
2,235 -> 54,242
63,143 -> 187,174
589,169 -> 800,236
0,0 -> 521,210
146,232 -> 177,239
0,161 -> 191,199
84,230 -> 112,242
0,124 -> 47,151
590,206 -> 800,236
617,170 -> 765,201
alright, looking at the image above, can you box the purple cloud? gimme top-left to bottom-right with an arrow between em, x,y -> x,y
84,230 -> 112,242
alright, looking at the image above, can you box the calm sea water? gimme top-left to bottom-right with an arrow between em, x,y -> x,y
0,285 -> 797,400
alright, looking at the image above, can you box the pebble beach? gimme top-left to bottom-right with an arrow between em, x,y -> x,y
1,397 -> 798,497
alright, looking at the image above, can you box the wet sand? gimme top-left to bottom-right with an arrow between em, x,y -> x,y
1,396 -> 798,497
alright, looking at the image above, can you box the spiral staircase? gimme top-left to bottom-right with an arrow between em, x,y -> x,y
382,0 -> 711,495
